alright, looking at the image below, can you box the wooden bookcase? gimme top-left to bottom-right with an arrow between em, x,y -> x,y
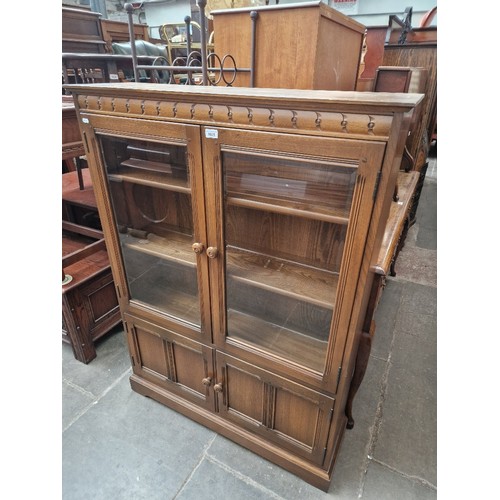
66,83 -> 422,490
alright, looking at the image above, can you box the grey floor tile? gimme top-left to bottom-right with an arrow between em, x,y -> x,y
344,355 -> 386,431
400,282 -> 437,317
63,375 -> 216,500
62,379 -> 95,430
176,457 -> 287,500
371,331 -> 437,485
393,306 -> 436,344
394,246 -> 437,288
62,326 -> 131,397
414,224 -> 437,251
207,435 -> 328,500
362,460 -> 437,500
371,280 -> 404,361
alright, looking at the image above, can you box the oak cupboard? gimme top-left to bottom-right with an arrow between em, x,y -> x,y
66,83 -> 422,490
212,1 -> 365,90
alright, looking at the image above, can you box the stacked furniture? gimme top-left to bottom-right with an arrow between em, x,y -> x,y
62,5 -> 169,86
356,8 -> 437,174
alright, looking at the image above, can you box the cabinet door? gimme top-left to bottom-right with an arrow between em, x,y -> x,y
215,352 -> 334,465
124,313 -> 216,411
81,117 -> 211,342
203,127 -> 385,386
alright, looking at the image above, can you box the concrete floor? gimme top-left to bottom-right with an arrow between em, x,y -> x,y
62,156 -> 437,499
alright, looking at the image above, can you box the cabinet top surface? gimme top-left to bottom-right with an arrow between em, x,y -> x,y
210,0 -> 366,31
64,83 -> 423,113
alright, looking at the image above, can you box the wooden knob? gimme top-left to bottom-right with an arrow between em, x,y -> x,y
192,242 -> 205,254
207,246 -> 218,259
202,377 -> 212,386
213,383 -> 223,393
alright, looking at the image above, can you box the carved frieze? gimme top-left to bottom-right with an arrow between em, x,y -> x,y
77,94 -> 393,139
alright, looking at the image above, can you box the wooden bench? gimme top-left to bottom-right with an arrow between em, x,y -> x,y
62,221 -> 121,364
345,170 -> 420,428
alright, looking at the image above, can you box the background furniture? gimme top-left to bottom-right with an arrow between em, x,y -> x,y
66,82 -> 422,490
62,97 -> 121,363
356,9 -> 437,174
212,0 -> 365,89
345,169 -> 420,428
62,222 -> 121,364
62,6 -> 106,54
101,18 -> 153,52
373,65 -> 428,172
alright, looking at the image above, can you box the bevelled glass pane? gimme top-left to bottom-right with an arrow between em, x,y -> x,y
222,150 -> 357,373
99,135 -> 200,326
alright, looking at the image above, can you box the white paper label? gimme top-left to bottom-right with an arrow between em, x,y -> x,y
82,118 -> 89,124
205,128 -> 218,139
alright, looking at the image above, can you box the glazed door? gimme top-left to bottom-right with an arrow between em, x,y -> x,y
81,116 -> 211,342
203,127 -> 385,388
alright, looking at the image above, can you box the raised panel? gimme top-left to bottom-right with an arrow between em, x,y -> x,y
173,343 -> 209,396
134,325 -> 169,379
224,364 -> 263,425
87,280 -> 119,322
274,388 -> 318,447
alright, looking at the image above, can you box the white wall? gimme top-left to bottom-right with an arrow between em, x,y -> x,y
142,0 -> 192,39
275,0 -> 436,26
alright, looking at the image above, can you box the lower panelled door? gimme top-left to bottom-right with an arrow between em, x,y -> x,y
215,352 -> 335,466
124,313 -> 216,412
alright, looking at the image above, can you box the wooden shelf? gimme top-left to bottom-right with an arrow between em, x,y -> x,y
121,158 -> 173,174
130,275 -> 200,327
120,228 -> 196,267
226,247 -> 338,309
226,196 -> 350,225
227,309 -> 327,373
108,166 -> 190,193
225,166 -> 352,224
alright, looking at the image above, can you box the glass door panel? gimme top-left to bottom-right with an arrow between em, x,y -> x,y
98,135 -> 201,327
222,150 -> 358,373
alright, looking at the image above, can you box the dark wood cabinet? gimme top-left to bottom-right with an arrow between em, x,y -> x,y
66,83 -> 422,490
62,222 -> 121,363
